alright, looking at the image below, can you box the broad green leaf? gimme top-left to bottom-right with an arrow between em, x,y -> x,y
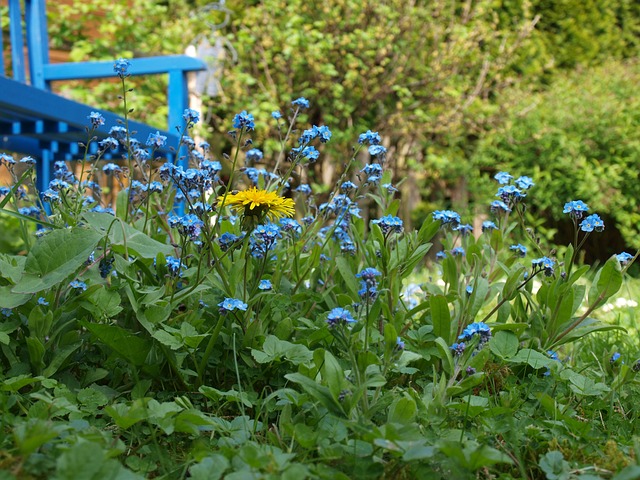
0,286 -> 30,308
335,256 -> 359,298
1,374 -> 44,392
0,319 -> 20,345
323,350 -> 345,399
588,257 -> 622,307
0,253 -> 26,284
56,441 -> 143,480
539,451 -> 570,480
448,395 -> 489,417
560,369 -> 611,396
115,189 -> 129,220
468,277 -> 490,320
43,343 -> 82,377
508,348 -> 555,369
105,401 -> 149,429
251,335 -> 313,365
199,386 -> 253,408
417,218 -> 440,244
430,295 -> 452,344
489,331 -> 518,359
82,321 -> 152,366
13,419 -> 58,456
550,318 -> 626,349
387,395 -> 417,424
13,228 -> 102,294
83,212 -> 173,259
501,265 -> 526,301
79,287 -> 123,320
284,373 -> 344,417
435,337 -> 455,375
189,455 -> 230,480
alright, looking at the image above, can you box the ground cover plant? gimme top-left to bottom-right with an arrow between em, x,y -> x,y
0,60 -> 640,479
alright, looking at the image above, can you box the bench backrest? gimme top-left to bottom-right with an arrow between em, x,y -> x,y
1,0 -> 49,88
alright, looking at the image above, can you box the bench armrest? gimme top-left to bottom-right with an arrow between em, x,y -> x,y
42,55 -> 206,82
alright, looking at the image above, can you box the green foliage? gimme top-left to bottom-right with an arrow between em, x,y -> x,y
1,46 -> 640,480
473,59 -> 640,250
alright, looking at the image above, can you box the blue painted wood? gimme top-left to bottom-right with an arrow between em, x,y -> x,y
43,56 -> 207,82
25,0 -> 50,89
8,0 -> 26,83
1,0 -> 206,199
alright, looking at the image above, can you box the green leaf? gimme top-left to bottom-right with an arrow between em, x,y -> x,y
43,343 -> 82,378
199,386 -> 253,408
489,331 -> 519,360
508,348 -> 555,369
0,286 -> 30,308
417,217 -> 440,244
251,335 -> 313,365
335,256 -> 359,298
115,189 -> 129,220
539,451 -> 571,480
105,401 -> 149,429
468,277 -> 490,320
82,321 -> 152,366
56,440 -> 143,480
12,228 -> 102,294
387,395 -> 417,424
430,295 -> 452,344
284,373 -> 344,417
189,455 -> 230,480
560,369 -> 611,396
0,253 -> 26,284
1,374 -> 44,392
323,350 -> 346,400
435,337 -> 455,375
83,212 -> 173,259
588,257 -> 623,307
613,466 -> 640,480
501,266 -> 526,301
550,318 -> 626,349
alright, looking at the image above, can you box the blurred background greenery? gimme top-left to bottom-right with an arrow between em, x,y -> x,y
46,0 -> 640,260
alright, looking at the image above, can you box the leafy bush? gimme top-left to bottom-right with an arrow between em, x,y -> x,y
473,59 -> 640,255
0,62 -> 639,478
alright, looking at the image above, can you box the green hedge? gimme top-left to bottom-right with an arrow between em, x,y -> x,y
473,59 -> 640,250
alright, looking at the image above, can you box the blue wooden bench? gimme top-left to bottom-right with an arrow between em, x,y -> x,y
0,0 -> 206,193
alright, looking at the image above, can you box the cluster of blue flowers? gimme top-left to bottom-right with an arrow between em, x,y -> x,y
563,200 -> 605,233
356,267 -> 381,300
510,244 -> 527,257
616,252 -> 634,265
250,223 -> 282,258
168,214 -> 205,242
326,307 -> 356,328
69,280 -> 87,291
372,215 -> 404,235
492,171 -> 534,209
218,297 -> 248,314
450,342 -> 466,356
232,111 -> 255,131
532,256 -> 555,276
432,210 -> 461,227
458,321 -> 492,347
165,256 -> 186,277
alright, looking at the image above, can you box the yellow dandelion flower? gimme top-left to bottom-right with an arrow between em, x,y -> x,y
218,187 -> 295,221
